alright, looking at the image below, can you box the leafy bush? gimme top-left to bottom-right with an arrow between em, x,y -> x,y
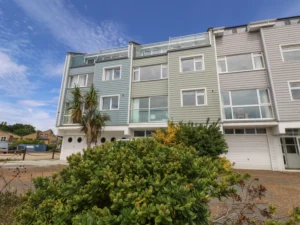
14,139 -> 246,225
0,190 -> 22,225
10,139 -> 45,147
153,119 -> 228,157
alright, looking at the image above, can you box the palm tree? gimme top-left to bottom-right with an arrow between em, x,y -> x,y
68,85 -> 110,148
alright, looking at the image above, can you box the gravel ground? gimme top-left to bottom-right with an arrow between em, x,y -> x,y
210,169 -> 300,220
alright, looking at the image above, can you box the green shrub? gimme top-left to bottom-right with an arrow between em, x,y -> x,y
153,119 -> 227,157
14,139 -> 246,225
0,190 -> 22,225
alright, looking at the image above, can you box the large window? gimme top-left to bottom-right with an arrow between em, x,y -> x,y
69,73 -> 94,88
289,81 -> 300,100
103,66 -> 121,81
224,128 -> 267,135
281,44 -> 300,61
131,96 -> 168,123
63,103 -> 72,124
181,89 -> 206,106
222,89 -> 273,120
217,53 -> 264,73
180,55 -> 204,72
101,95 -> 119,110
133,64 -> 168,82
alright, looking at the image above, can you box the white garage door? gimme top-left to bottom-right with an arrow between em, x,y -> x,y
225,135 -> 271,170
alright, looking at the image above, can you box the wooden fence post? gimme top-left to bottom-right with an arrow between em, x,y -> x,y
22,147 -> 27,161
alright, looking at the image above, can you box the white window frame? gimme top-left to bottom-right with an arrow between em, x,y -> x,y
68,74 -> 91,88
222,89 -> 274,121
0,136 -> 6,141
180,88 -> 207,107
179,54 -> 205,73
288,80 -> 300,101
102,65 -> 122,81
217,53 -> 265,74
100,94 -> 120,111
132,64 -> 168,82
280,43 -> 300,62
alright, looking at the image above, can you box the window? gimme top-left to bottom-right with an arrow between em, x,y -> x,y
101,95 -> 119,110
286,129 -> 299,135
289,81 -> 300,100
68,137 -> 73,143
111,137 -> 116,142
45,134 -> 48,138
86,59 -> 94,65
100,137 -> 106,143
77,137 -> 82,143
103,66 -> 121,81
69,73 -> 94,88
133,64 -> 168,82
222,89 -> 273,120
0,136 -> 6,141
181,89 -> 206,106
133,130 -> 155,137
63,103 -> 72,124
281,44 -> 300,61
217,53 -> 264,73
224,128 -> 266,134
131,96 -> 168,123
180,55 -> 204,72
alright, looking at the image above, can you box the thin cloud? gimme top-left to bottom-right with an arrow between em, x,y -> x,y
14,0 -> 129,53
18,100 -> 47,107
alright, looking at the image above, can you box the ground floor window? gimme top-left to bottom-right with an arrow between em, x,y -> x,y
224,128 -> 267,134
0,136 -> 6,141
134,130 -> 155,138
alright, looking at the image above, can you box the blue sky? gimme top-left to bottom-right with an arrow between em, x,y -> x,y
0,0 -> 299,132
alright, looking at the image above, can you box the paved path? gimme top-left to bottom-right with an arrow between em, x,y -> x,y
1,160 -> 68,168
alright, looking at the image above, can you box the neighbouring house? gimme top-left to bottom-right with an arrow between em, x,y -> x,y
0,130 -> 21,142
56,15 -> 300,171
23,129 -> 58,145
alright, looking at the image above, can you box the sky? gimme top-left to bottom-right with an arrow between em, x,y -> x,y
0,0 -> 299,133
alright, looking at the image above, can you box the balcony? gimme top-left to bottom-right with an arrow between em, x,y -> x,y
70,47 -> 129,67
134,32 -> 210,58
130,109 -> 168,123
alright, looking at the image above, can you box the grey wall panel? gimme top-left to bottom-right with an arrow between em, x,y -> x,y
168,36 -> 221,123
69,66 -> 94,75
131,80 -> 168,98
133,55 -> 168,67
262,24 -> 300,121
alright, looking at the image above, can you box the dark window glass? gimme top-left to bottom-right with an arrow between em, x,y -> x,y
101,137 -> 106,143
235,129 -> 245,134
224,129 -> 234,134
111,137 -> 116,142
245,129 -> 255,134
134,131 -> 145,137
68,137 -> 72,143
77,137 -> 82,143
256,128 -> 267,134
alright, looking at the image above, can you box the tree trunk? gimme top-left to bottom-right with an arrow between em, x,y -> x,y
86,122 -> 92,148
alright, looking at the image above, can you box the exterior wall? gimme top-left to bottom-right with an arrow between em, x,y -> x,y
23,132 -> 38,140
94,58 -> 131,126
69,66 -> 94,75
133,55 -> 168,67
216,32 -> 263,56
215,31 -> 277,120
0,131 -> 21,142
261,24 -> 300,121
131,79 -> 168,98
168,37 -> 221,123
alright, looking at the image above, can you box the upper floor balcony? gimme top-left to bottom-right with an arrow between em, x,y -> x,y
70,47 -> 129,68
134,32 -> 210,58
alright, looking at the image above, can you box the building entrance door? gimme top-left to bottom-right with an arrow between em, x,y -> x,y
281,137 -> 300,169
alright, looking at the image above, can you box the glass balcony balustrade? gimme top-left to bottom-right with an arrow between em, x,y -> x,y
130,109 -> 168,123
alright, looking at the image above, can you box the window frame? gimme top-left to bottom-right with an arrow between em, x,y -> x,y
133,130 -> 156,138
180,88 -> 207,107
217,53 -> 265,74
179,54 -> 205,73
68,73 -> 94,88
224,128 -> 267,135
222,89 -> 274,121
131,96 -> 168,123
288,80 -> 300,101
280,43 -> 300,62
100,94 -> 120,111
102,65 -> 122,81
132,64 -> 168,82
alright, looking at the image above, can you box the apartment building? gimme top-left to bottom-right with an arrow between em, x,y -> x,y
56,16 -> 300,171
